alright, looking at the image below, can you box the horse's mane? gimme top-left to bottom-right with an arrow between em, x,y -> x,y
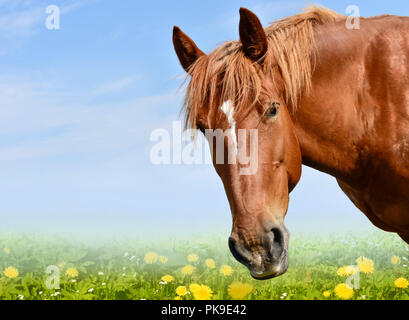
182,6 -> 345,129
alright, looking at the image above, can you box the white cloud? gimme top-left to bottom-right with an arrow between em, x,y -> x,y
91,75 -> 141,96
0,74 -> 182,163
0,0 -> 98,54
0,6 -> 43,39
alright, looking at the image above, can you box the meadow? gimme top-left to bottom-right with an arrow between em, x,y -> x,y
0,230 -> 409,300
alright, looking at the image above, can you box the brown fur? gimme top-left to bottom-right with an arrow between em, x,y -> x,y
173,6 -> 409,279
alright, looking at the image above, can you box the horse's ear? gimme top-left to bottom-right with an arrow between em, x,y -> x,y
173,26 -> 205,72
239,8 -> 268,61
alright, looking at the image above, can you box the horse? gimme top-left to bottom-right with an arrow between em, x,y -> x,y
172,6 -> 409,279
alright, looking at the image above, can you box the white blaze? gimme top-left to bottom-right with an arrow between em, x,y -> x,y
221,100 -> 237,153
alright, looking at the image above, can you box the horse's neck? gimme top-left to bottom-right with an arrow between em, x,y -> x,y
290,16 -> 400,184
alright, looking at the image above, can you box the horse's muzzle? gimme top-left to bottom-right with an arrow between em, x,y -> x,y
228,225 -> 289,280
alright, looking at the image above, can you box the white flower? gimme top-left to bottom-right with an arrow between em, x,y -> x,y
18,295 -> 24,300
54,292 -> 60,296
38,291 -> 43,295
102,282 -> 106,286
129,256 -> 136,261
98,271 -> 104,276
124,252 -> 129,257
88,288 -> 94,293
282,292 -> 287,297
71,279 -> 77,283
76,290 -> 80,293
159,281 -> 167,285
122,273 -> 126,277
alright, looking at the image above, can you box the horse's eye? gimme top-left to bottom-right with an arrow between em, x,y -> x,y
267,102 -> 280,118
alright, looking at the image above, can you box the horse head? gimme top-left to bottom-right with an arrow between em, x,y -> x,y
173,8 -> 302,279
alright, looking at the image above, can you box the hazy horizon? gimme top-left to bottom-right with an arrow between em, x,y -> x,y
1,0 -> 405,238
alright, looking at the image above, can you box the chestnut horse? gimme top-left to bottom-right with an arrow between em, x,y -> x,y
172,6 -> 409,279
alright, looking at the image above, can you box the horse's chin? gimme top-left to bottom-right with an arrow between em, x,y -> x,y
248,258 -> 289,280
249,266 -> 287,280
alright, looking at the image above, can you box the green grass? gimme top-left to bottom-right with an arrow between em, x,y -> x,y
0,230 -> 408,300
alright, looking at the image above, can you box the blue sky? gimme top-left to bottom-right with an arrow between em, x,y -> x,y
0,0 -> 407,237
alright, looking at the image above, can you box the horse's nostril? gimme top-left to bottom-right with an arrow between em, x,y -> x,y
271,227 -> 283,245
268,227 -> 286,260
228,237 -> 250,266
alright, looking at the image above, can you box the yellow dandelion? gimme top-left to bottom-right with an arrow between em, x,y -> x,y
391,256 -> 401,265
144,252 -> 158,264
337,265 -> 356,276
394,277 -> 409,289
189,283 -> 201,294
159,256 -> 168,264
356,256 -> 374,274
3,248 -> 10,254
174,296 -> 182,300
161,275 -> 174,283
181,265 -> 195,276
187,254 -> 199,263
228,281 -> 253,300
323,290 -> 331,298
176,286 -> 188,296
65,267 -> 79,278
192,284 -> 213,300
220,265 -> 234,276
334,283 -> 354,300
205,259 -> 216,269
4,266 -> 18,279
